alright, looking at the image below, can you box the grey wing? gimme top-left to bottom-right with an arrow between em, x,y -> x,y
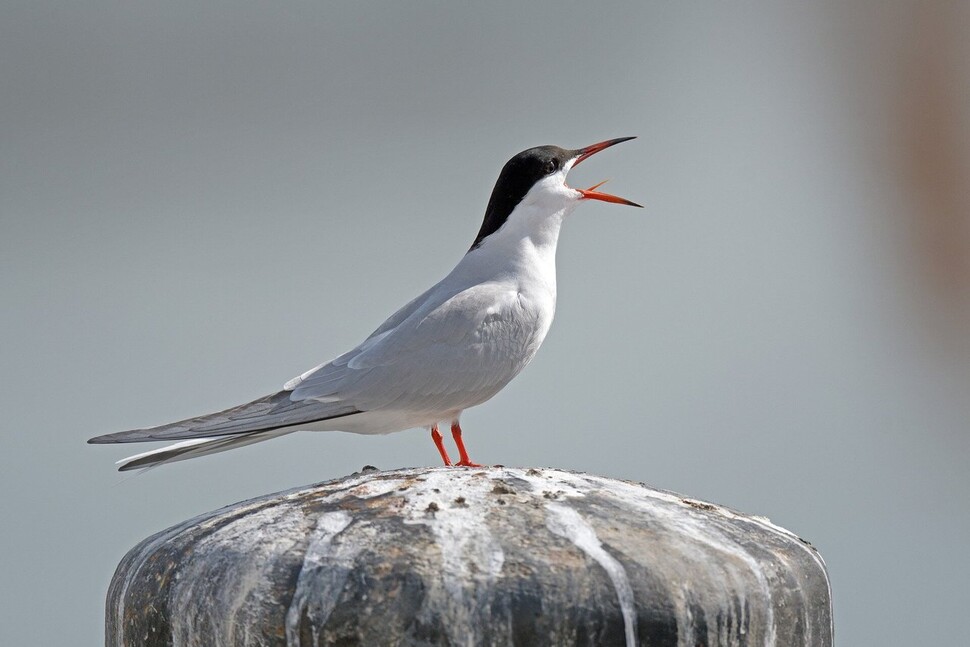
289,283 -> 534,412
90,284 -> 441,445
93,281 -> 536,444
87,391 -> 360,443
282,281 -> 441,392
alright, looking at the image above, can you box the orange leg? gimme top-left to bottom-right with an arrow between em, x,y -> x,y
451,421 -> 482,467
431,424 -> 452,466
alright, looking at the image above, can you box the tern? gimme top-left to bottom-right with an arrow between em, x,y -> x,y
89,137 -> 641,470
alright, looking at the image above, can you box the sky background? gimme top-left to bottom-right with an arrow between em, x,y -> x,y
2,2 -> 969,645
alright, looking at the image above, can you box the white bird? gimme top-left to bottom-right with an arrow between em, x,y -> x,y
89,138 -> 641,470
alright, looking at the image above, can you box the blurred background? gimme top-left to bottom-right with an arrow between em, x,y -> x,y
1,2 -> 967,644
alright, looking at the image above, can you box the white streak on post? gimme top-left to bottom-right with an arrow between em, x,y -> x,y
545,502 -> 638,647
565,472 -> 779,647
285,511 -> 355,647
399,470 -> 505,647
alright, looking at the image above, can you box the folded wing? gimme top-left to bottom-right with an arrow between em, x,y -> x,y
90,282 -> 532,445
87,390 -> 361,444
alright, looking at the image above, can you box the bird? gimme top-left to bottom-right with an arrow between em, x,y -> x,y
89,137 -> 641,471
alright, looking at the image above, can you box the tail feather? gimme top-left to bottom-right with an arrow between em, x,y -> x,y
116,429 -> 294,471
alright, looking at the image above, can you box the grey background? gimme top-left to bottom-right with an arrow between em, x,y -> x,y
2,2 -> 968,645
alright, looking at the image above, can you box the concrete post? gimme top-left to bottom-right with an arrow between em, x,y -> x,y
106,467 -> 832,646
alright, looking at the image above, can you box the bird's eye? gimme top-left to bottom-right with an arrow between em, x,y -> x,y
546,159 -> 558,174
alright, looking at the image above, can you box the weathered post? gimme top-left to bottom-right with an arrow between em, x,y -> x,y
106,467 -> 832,646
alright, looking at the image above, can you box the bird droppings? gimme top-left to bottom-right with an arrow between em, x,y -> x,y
546,502 -> 638,647
285,511 -> 355,646
106,467 -> 833,647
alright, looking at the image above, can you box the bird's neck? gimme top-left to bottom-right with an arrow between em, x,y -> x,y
456,203 -> 572,286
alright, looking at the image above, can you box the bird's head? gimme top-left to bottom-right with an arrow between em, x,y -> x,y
471,137 -> 640,250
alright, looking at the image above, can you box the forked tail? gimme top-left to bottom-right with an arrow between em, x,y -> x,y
116,429 -> 295,471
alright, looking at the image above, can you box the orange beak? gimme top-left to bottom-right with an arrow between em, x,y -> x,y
571,137 -> 642,208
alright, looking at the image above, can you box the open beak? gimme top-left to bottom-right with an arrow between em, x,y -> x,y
571,136 -> 642,208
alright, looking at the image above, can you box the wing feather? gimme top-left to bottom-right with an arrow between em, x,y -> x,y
289,283 -> 537,413
88,391 -> 360,443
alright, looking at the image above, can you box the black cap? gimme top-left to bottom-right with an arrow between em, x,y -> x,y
470,145 -> 573,250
